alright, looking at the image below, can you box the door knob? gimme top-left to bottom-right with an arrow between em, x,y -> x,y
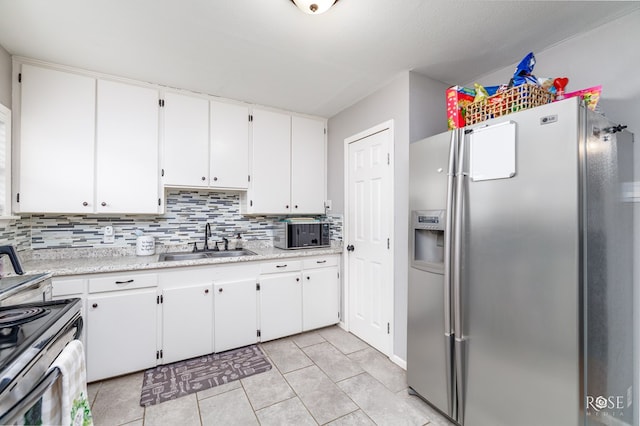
346,244 -> 355,252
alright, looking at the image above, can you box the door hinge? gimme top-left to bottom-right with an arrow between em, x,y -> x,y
16,193 -> 19,203
248,175 -> 251,182
250,200 -> 253,207
161,168 -> 165,177
257,330 -> 261,337
387,238 -> 390,249
337,272 -> 339,279
158,198 -> 162,206
324,128 -> 327,135
18,73 -> 22,83
256,283 -> 260,291
387,322 -> 390,334
387,153 -> 390,165
249,114 -> 253,122
159,99 -> 165,107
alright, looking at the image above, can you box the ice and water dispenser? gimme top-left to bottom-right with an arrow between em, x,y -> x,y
411,209 -> 445,274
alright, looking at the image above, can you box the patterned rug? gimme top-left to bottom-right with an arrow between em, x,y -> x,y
140,345 -> 272,406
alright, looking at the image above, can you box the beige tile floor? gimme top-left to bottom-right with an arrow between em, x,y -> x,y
87,326 -> 456,426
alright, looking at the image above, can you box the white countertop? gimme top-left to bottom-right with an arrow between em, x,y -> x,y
20,245 -> 343,277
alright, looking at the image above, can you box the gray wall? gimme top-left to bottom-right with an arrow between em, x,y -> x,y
409,72 -> 449,142
328,71 -> 447,362
0,44 -> 11,107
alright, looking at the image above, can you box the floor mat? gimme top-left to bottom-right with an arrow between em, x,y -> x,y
140,345 -> 271,406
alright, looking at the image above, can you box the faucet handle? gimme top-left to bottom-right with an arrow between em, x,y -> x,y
213,241 -> 220,251
192,242 -> 199,252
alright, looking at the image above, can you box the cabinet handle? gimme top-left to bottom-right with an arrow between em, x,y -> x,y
294,205 -> 298,209
218,288 -> 223,293
101,202 -> 107,207
307,276 -> 310,280
82,201 -> 88,207
213,177 -> 218,181
92,303 -> 98,308
285,205 -> 289,209
115,279 -> 134,284
316,260 -> 327,264
276,264 -> 287,268
296,277 -> 300,282
201,176 -> 206,181
205,289 -> 210,294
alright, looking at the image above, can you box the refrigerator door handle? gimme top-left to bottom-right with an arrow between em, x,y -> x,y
453,128 -> 465,340
443,130 -> 457,336
443,130 -> 458,417
453,128 -> 467,423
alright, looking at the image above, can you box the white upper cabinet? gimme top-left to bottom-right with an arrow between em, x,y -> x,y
161,95 -> 249,190
247,108 -> 292,214
243,109 -> 326,215
16,63 -> 161,214
210,100 -> 249,190
96,79 -> 160,214
162,92 -> 210,187
291,116 -> 326,214
17,64 -> 96,213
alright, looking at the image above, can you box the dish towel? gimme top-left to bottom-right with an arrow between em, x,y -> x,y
42,340 -> 93,426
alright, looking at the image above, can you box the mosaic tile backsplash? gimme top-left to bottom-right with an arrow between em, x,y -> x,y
0,190 -> 343,251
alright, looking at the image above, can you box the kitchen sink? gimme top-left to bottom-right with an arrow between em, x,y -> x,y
159,249 -> 257,262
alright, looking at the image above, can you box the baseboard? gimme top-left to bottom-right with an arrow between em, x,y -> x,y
390,354 -> 406,370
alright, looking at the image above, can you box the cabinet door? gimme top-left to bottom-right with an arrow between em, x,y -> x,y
162,283 -> 213,364
259,272 -> 302,341
163,92 -> 209,187
86,288 -> 157,382
303,266 -> 340,331
214,278 -> 257,352
291,116 -> 326,214
18,64 -> 96,213
96,79 -> 159,214
210,101 -> 249,189
249,108 -> 291,214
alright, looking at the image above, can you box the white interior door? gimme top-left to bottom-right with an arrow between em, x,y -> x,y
346,126 -> 393,355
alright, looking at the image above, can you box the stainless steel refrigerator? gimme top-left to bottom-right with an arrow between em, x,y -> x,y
408,97 -> 635,426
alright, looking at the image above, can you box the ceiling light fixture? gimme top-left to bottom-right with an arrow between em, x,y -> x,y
290,0 -> 339,15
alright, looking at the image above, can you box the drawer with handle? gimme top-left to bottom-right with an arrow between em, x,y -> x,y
260,260 -> 302,274
88,273 -> 158,293
302,256 -> 338,270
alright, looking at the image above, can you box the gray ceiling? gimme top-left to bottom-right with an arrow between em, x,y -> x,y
0,1 -> 637,117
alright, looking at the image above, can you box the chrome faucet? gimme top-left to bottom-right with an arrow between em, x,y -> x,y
203,223 -> 212,251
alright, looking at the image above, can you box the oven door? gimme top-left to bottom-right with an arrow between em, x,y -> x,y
0,315 -> 83,425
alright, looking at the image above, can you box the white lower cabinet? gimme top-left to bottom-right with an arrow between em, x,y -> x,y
213,278 -> 257,352
87,287 -> 158,382
54,253 -> 339,382
161,282 -> 213,364
302,257 -> 340,331
259,261 -> 303,341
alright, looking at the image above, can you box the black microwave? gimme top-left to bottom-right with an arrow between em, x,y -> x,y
274,221 -> 331,249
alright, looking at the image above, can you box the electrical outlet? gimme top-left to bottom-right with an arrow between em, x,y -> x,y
103,226 -> 115,244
